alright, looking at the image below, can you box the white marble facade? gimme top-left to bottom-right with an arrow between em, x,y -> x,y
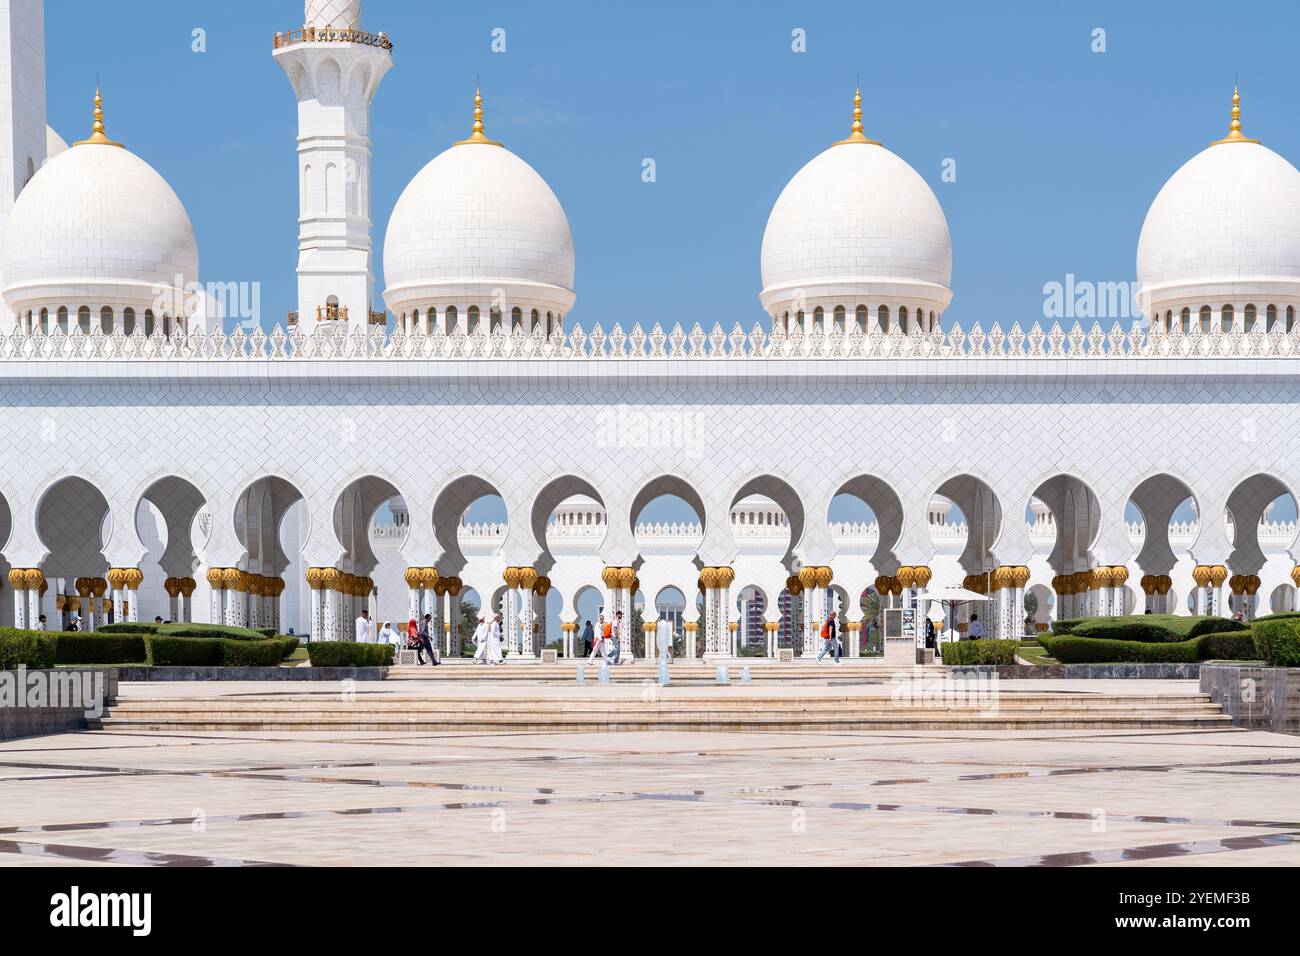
0,2 -> 1297,655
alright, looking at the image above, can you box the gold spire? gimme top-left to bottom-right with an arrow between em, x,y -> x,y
73,87 -> 124,148
1210,85 -> 1260,146
453,87 -> 503,147
833,86 -> 882,146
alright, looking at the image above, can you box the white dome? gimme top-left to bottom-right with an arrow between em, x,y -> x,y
305,0 -> 361,29
3,139 -> 198,317
383,139 -> 575,319
760,136 -> 952,320
1137,140 -> 1300,317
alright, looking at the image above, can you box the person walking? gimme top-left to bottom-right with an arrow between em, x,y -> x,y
588,613 -> 609,663
580,619 -> 594,657
816,612 -> 841,664
968,613 -> 983,640
472,613 -> 489,663
418,613 -> 439,665
485,612 -> 504,665
355,609 -> 372,644
605,610 -> 624,665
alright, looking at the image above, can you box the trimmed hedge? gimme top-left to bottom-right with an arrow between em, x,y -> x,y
1252,618 -> 1300,667
940,639 -> 1020,665
1039,631 -> 1258,664
54,635 -> 147,665
217,639 -> 292,667
0,628 -> 57,668
144,635 -> 300,667
95,622 -> 161,635
1054,615 -> 1248,644
1197,632 -> 1261,661
157,623 -> 268,642
306,642 -> 394,668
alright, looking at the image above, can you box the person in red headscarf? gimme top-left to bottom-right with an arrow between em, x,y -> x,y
408,617 -> 436,666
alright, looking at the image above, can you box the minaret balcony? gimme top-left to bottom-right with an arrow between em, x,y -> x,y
273,26 -> 392,51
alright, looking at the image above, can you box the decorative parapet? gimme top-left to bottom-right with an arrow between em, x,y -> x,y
8,318 -> 1300,363
273,26 -> 393,51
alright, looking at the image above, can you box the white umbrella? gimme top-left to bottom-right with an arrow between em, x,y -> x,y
916,586 -> 987,603
915,587 -> 990,651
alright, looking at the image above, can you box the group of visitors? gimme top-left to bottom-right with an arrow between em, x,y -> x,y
472,612 -> 504,664
584,611 -> 626,665
355,609 -> 439,665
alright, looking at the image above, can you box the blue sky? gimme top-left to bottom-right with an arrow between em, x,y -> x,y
44,0 -> 1300,335
45,0 -> 1299,531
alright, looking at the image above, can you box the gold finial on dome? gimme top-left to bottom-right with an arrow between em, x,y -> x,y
73,87 -> 124,148
833,86 -> 882,146
1210,85 -> 1260,146
453,86 -> 503,147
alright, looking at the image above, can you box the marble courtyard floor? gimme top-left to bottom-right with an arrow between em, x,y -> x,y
0,703 -> 1297,866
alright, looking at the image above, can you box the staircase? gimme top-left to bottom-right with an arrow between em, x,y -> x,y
384,660 -> 943,684
91,687 -> 1231,734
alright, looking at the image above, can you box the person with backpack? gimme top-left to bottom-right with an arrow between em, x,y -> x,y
816,612 -> 840,664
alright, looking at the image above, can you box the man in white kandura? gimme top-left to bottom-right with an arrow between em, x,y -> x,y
472,613 -> 489,663
355,609 -> 372,643
485,612 -> 504,665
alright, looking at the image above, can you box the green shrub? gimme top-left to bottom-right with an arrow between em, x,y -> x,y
54,635 -> 146,664
1050,619 -> 1086,635
1040,634 -> 1196,663
157,623 -> 267,642
940,639 -> 1020,665
145,635 -> 299,667
306,642 -> 394,667
144,636 -> 222,666
255,627 -> 278,639
0,628 -> 58,668
95,622 -> 160,635
1195,632 -> 1259,661
1039,631 -> 1257,664
218,639 -> 287,667
1066,615 -> 1247,644
1252,618 -> 1300,667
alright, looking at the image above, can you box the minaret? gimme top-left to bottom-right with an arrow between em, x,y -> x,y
0,0 -> 48,299
273,1 -> 392,333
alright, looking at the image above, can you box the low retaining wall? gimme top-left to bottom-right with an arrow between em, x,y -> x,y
949,663 -> 1202,680
0,668 -> 116,739
1199,665 -> 1300,734
115,667 -> 388,682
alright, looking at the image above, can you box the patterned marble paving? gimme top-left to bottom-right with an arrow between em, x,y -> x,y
0,727 -> 1297,866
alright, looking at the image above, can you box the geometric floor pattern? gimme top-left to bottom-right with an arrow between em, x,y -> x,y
1,724 -> 1298,866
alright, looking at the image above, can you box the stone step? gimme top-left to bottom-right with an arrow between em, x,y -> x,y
91,713 -> 1231,733
95,688 -> 1228,733
105,696 -> 1218,714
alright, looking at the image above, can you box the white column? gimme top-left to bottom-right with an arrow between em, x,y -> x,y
8,572 -> 25,629
446,582 -> 463,656
209,570 -> 225,625
306,569 -> 324,642
799,567 -> 831,657
517,577 -> 536,658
